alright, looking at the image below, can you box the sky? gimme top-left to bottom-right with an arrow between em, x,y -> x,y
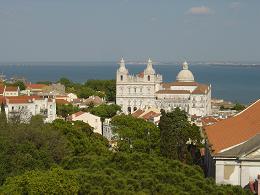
0,0 -> 260,62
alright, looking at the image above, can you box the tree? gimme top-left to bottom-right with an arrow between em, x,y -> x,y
159,108 -> 202,163
56,104 -> 80,118
0,103 -> 7,126
85,80 -> 116,101
36,81 -> 52,85
58,77 -> 73,88
13,81 -> 26,90
111,115 -> 160,154
0,167 -> 79,194
90,104 -> 121,118
232,103 -> 246,111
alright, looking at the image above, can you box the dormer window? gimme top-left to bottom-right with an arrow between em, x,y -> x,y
148,75 -> 150,81
120,75 -> 123,81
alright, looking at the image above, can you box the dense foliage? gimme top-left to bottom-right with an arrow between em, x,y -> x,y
58,77 -> 116,101
220,102 -> 246,111
159,108 -> 202,163
5,81 -> 26,90
111,114 -> 160,154
56,103 -> 80,118
0,111 -> 251,194
232,103 -> 246,111
90,104 -> 121,119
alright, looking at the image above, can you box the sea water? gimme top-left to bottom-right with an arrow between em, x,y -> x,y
0,62 -> 260,104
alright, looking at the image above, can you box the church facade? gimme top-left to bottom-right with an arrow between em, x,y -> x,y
116,58 -> 211,117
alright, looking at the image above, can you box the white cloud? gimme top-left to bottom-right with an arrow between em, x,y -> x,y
187,6 -> 214,15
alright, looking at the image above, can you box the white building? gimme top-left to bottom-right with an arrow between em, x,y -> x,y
204,99 -> 260,187
70,111 -> 102,135
0,85 -> 20,96
3,96 -> 56,123
116,58 -> 211,116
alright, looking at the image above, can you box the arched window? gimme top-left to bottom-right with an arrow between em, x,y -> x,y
148,75 -> 150,81
128,107 -> 131,114
134,87 -> 137,93
120,75 -> 123,81
133,107 -> 137,111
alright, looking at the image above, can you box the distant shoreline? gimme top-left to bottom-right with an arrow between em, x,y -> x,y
0,62 -> 260,67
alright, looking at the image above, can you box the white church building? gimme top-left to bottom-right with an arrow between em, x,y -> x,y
116,58 -> 211,116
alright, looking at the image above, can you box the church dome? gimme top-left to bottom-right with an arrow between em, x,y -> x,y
176,61 -> 195,82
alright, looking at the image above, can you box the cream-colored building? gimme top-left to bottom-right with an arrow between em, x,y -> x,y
116,58 -> 211,116
70,111 -> 102,135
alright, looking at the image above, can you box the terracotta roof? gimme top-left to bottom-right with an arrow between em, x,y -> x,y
156,90 -> 190,94
56,99 -> 70,105
85,96 -> 103,105
5,86 -> 18,92
137,72 -> 144,78
205,99 -> 260,154
142,111 -> 161,120
201,116 -> 220,126
215,134 -> 260,158
0,86 -> 4,94
26,84 -> 48,89
73,111 -> 85,117
7,99 -> 32,104
6,95 -> 41,100
192,84 -> 209,94
132,109 -> 145,118
0,96 -> 6,104
5,95 -> 45,104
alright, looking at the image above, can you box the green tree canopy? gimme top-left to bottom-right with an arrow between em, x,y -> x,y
90,104 -> 121,119
56,103 -> 80,118
159,108 -> 202,163
111,115 -> 160,154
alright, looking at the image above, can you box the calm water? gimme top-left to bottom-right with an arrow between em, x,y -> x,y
0,62 -> 260,104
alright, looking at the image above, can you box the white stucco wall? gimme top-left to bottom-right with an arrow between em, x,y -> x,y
215,159 -> 260,187
72,112 -> 102,135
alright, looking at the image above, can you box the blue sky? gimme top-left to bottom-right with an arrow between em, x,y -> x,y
0,0 -> 259,62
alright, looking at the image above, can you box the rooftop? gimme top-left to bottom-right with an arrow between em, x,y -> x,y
205,99 -> 260,154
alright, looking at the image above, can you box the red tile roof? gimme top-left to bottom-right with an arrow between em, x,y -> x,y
132,109 -> 145,118
0,96 -> 6,104
0,86 -> 4,94
205,99 -> 260,154
85,96 -> 103,105
56,99 -> 70,105
5,86 -> 18,92
26,84 -> 47,89
7,99 -> 31,104
73,111 -> 85,117
161,82 -> 209,94
5,95 -> 43,104
142,111 -> 161,120
192,84 -> 209,94
201,116 -> 220,126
